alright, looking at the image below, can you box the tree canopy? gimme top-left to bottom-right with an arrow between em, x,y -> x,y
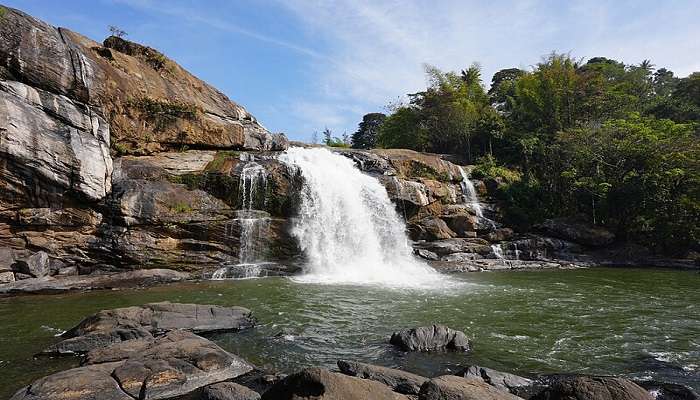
361,53 -> 699,256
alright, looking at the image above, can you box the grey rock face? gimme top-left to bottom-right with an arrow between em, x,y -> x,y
418,375 -> 524,400
204,382 -> 262,400
456,366 -> 534,397
44,302 -> 255,354
0,269 -> 190,296
14,251 -> 50,278
0,81 -> 112,205
536,218 -> 615,247
390,324 -> 470,352
261,368 -> 409,400
337,360 -> 428,395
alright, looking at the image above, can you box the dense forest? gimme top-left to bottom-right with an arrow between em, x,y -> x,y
349,54 -> 699,256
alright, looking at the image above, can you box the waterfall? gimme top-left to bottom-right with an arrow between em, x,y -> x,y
491,244 -> 507,265
279,147 -> 445,287
212,156 -> 270,280
457,166 -> 484,219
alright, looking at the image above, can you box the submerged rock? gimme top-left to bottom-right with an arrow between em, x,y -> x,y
635,380 -> 700,400
337,360 -> 429,395
43,302 -> 255,354
390,324 -> 470,352
419,375 -> 524,400
261,367 -> 409,400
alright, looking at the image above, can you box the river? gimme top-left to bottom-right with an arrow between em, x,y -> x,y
0,267 -> 698,398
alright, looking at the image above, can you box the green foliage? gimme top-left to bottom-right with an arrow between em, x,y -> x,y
351,113 -> 386,149
127,97 -> 198,131
113,142 -> 131,156
369,51 -> 699,255
0,6 -> 7,18
205,151 -> 239,171
408,163 -> 450,182
471,155 -> 521,184
170,202 -> 193,214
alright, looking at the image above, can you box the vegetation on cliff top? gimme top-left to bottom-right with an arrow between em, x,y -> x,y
352,54 -> 699,255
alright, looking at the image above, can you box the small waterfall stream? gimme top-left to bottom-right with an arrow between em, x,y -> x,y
279,147 -> 445,287
212,155 -> 271,280
458,166 -> 484,219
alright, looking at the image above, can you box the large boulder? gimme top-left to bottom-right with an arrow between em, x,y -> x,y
531,375 -> 653,400
203,382 -> 261,400
13,251 -> 50,278
418,375 -> 524,400
261,368 -> 409,400
337,360 -> 429,395
409,217 -> 457,241
12,330 -> 254,400
535,218 -> 615,247
43,302 -> 255,354
390,324 -> 470,352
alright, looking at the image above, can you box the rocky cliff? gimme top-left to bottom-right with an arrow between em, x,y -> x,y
0,6 -> 693,293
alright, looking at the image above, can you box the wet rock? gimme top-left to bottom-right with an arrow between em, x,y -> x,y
415,248 -> 440,261
415,238 -> 492,257
203,382 -> 261,400
14,251 -> 50,278
0,269 -> 190,296
337,360 -> 429,395
635,380 -> 699,400
390,324 -> 470,352
261,367 -> 409,400
531,375 -> 653,400
419,375 -> 524,400
441,205 -> 478,237
455,366 -> 534,397
44,302 -> 255,354
535,218 -> 615,247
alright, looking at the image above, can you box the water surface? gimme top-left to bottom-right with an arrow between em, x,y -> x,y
0,268 -> 698,398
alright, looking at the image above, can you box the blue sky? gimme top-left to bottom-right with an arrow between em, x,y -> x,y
6,0 -> 700,142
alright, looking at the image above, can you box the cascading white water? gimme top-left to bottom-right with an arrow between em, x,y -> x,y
212,156 -> 270,280
279,147 -> 445,287
491,244 -> 507,265
458,166 -> 484,219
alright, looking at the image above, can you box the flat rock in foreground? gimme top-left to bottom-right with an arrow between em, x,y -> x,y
43,301 -> 255,354
12,330 -> 254,400
337,360 -> 428,395
261,367 -> 410,400
390,324 -> 470,352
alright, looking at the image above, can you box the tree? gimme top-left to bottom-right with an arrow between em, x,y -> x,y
322,127 -> 332,145
108,25 -> 127,38
377,107 -> 426,150
311,131 -> 319,144
351,113 -> 386,149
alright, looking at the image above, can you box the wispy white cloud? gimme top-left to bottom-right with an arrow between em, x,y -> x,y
109,0 -> 700,138
278,0 -> 700,135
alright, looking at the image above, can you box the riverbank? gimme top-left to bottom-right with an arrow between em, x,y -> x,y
1,268 -> 697,398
